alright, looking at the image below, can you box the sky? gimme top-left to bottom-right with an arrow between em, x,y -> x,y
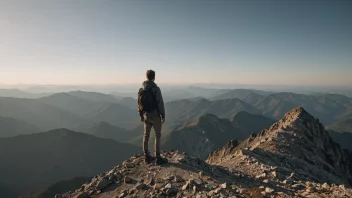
0,0 -> 351,86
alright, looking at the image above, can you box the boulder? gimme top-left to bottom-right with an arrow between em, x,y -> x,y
96,178 -> 111,190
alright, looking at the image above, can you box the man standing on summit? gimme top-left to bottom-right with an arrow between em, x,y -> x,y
138,70 -> 167,165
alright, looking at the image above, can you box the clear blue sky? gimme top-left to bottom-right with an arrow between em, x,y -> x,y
0,0 -> 351,85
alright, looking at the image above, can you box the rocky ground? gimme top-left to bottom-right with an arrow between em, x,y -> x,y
59,151 -> 352,198
60,107 -> 352,198
60,151 -> 256,198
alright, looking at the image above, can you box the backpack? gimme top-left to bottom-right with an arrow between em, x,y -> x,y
138,88 -> 157,112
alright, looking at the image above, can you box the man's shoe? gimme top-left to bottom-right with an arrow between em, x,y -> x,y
144,154 -> 153,164
155,156 -> 168,165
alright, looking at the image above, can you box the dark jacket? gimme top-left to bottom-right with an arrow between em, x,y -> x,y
138,80 -> 165,118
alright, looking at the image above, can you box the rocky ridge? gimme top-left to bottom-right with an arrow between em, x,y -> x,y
207,106 -> 352,197
61,107 -> 352,198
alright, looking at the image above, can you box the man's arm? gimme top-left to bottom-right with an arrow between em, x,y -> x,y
137,88 -> 144,121
154,87 -> 165,119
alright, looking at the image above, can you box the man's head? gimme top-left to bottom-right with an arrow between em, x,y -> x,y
146,70 -> 155,81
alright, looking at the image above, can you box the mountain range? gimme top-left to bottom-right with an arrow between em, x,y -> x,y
1,89 -> 352,135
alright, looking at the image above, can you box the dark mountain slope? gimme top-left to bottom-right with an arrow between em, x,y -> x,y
0,185 -> 19,198
0,129 -> 140,195
24,177 -> 92,198
229,111 -> 276,139
0,116 -> 40,138
329,130 -> 352,151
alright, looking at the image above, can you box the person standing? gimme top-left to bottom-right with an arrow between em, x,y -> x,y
138,70 -> 167,165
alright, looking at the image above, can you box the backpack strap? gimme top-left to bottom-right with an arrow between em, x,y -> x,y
138,88 -> 144,112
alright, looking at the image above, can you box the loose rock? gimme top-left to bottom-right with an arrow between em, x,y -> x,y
265,187 -> 274,193
124,176 -> 132,184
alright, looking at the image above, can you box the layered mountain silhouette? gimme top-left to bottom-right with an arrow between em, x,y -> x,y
85,103 -> 139,129
210,89 -> 270,102
116,97 -> 138,110
0,129 -> 139,196
66,91 -> 119,103
0,116 -> 40,138
62,107 -> 352,198
184,86 -> 232,98
39,92 -> 139,129
166,97 -> 261,127
252,93 -> 352,125
0,89 -> 49,98
210,90 -> 352,126
0,97 -> 85,131
1,90 -> 351,139
39,93 -> 95,115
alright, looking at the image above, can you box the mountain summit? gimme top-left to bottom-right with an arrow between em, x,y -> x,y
60,107 -> 352,198
208,106 -> 352,196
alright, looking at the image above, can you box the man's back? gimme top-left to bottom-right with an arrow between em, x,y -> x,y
138,79 -> 165,121
138,70 -> 167,165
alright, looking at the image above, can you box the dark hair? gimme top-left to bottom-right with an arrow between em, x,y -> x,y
146,70 -> 155,80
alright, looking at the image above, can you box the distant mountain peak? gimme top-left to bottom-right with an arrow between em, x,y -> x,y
179,114 -> 222,129
265,106 -> 318,133
230,111 -> 259,120
93,121 -> 113,127
48,128 -> 74,132
283,106 -> 312,120
46,128 -> 77,135
198,114 -> 222,122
